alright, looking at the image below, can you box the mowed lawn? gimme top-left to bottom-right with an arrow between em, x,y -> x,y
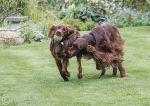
0,26 -> 150,106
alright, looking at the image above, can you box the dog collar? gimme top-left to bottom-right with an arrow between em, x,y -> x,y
60,42 -> 64,45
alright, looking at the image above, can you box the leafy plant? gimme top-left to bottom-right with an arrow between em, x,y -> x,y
106,8 -> 150,27
0,0 -> 27,25
21,22 -> 45,43
21,25 -> 33,43
62,18 -> 82,30
80,21 -> 96,31
62,18 -> 96,31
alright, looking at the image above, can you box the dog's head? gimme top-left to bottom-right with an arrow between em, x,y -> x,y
68,38 -> 88,56
48,24 -> 79,42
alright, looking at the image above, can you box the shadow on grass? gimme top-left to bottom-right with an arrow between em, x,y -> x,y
49,73 -> 121,84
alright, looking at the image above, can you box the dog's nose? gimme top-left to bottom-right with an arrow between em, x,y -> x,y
55,31 -> 62,36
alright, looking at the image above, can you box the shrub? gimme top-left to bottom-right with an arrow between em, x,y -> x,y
0,0 -> 28,25
107,13 -> 131,27
79,7 -> 106,23
107,8 -> 150,27
21,25 -> 33,43
80,21 -> 96,31
21,21 -> 45,43
62,18 -> 96,31
140,12 -> 150,26
62,18 -> 82,30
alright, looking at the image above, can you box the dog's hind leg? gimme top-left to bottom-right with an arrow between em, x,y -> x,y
99,66 -> 106,78
112,66 -> 117,77
118,62 -> 127,77
96,62 -> 101,70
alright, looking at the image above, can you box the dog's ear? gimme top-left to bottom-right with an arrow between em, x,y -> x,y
48,25 -> 57,39
65,26 -> 75,35
74,31 -> 80,39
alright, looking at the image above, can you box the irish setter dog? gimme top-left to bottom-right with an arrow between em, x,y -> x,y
49,24 -> 127,81
48,24 -> 80,81
68,24 -> 127,78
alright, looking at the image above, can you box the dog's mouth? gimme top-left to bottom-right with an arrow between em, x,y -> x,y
53,35 -> 62,42
55,32 -> 62,36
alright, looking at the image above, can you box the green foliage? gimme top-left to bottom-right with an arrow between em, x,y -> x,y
121,0 -> 150,11
78,7 -> 106,23
1,0 -> 150,30
107,13 -> 131,28
47,1 -> 108,23
62,18 -> 96,31
56,7 -> 81,19
21,26 -> 33,43
21,21 -> 45,43
107,10 -> 150,27
147,0 -> 150,3
51,0 -> 150,25
38,11 -> 60,37
24,0 -> 41,20
46,0 -> 88,11
80,21 -> 96,31
62,18 -> 82,30
0,0 -> 27,25
23,10 -> 62,41
141,12 -> 150,25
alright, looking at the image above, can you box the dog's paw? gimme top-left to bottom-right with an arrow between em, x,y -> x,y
62,74 -> 69,81
120,72 -> 128,78
77,73 -> 82,79
112,74 -> 117,77
61,71 -> 69,81
99,74 -> 105,78
120,74 -> 128,78
63,77 -> 69,81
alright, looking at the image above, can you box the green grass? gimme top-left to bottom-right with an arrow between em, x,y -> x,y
0,26 -> 150,106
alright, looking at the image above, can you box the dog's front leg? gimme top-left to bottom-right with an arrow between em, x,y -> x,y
54,58 -> 69,81
61,58 -> 70,78
77,56 -> 82,79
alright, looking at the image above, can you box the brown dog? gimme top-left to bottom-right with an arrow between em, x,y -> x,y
48,24 -> 80,81
68,24 -> 127,77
